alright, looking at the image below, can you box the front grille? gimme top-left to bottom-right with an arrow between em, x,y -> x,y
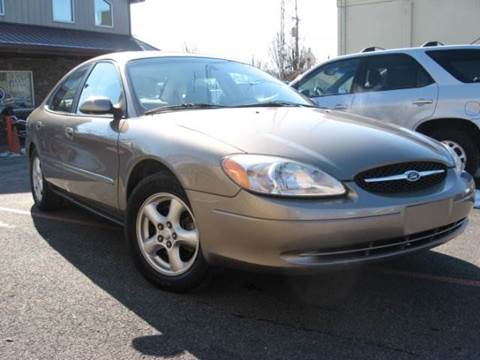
355,161 -> 447,194
295,218 -> 466,264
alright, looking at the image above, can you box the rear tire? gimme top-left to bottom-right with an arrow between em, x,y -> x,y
429,129 -> 479,176
30,150 -> 64,211
126,173 -> 210,292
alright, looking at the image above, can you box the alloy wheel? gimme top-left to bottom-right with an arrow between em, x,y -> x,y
136,193 -> 199,276
442,140 -> 467,172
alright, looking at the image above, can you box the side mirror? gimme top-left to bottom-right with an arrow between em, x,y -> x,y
79,97 -> 123,120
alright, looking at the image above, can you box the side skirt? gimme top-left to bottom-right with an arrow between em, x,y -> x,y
50,187 -> 125,227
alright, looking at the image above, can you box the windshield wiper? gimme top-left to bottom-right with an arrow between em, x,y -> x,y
145,103 -> 227,115
236,101 -> 316,108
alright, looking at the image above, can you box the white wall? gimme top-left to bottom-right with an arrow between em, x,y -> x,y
338,0 -> 480,55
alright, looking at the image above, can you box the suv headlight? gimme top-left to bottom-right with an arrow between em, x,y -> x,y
442,143 -> 463,174
222,155 -> 346,197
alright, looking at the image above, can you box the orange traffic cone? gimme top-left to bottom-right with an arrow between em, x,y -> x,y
5,115 -> 21,154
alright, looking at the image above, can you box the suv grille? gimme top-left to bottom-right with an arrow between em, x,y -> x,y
355,161 -> 447,194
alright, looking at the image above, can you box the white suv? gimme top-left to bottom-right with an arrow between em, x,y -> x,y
291,45 -> 480,178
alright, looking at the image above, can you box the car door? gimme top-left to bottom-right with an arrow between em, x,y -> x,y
293,58 -> 361,111
349,53 -> 438,128
41,65 -> 91,188
57,61 -> 125,213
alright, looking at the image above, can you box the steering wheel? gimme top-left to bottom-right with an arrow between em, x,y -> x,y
312,86 -> 324,97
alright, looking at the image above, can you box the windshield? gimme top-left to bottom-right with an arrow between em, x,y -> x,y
126,57 -> 312,113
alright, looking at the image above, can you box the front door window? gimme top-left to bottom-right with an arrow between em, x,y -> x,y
77,62 -> 123,114
297,59 -> 361,98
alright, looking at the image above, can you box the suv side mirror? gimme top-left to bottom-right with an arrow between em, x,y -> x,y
79,97 -> 123,120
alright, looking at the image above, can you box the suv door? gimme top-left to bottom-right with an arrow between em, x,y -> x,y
293,58 -> 361,111
59,61 -> 125,214
350,53 -> 438,128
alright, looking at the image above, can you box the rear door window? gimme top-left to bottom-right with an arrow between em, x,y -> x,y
358,54 -> 434,92
427,49 -> 480,83
49,66 -> 89,113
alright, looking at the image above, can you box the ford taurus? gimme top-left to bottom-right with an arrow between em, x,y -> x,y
27,52 -> 475,292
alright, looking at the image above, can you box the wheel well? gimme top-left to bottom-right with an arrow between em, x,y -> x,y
126,159 -> 181,200
416,118 -> 480,148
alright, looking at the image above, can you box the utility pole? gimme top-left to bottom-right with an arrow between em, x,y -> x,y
279,0 -> 286,78
292,0 -> 300,71
280,0 -> 285,48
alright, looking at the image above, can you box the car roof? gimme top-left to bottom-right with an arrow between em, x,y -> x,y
89,51 -> 237,66
330,44 -> 480,62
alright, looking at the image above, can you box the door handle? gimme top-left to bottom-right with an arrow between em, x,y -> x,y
333,104 -> 348,111
413,98 -> 433,106
65,127 -> 74,139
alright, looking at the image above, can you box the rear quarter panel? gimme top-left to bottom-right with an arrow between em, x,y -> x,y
410,49 -> 480,129
426,84 -> 480,129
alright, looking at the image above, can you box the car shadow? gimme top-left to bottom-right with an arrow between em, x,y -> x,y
32,206 -> 480,359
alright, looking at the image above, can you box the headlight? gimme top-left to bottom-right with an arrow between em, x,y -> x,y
222,155 -> 346,197
442,143 -> 463,174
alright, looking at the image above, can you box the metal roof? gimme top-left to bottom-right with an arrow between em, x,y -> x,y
0,21 -> 157,56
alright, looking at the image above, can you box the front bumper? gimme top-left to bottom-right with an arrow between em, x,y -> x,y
188,171 -> 475,270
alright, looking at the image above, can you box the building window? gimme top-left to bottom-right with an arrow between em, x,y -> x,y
0,0 -> 5,15
95,0 -> 113,27
0,71 -> 35,111
52,0 -> 74,23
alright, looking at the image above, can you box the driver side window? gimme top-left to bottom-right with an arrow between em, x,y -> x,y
297,59 -> 360,98
77,62 -> 124,114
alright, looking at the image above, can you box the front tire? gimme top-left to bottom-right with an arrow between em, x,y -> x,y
126,173 -> 209,292
30,150 -> 63,211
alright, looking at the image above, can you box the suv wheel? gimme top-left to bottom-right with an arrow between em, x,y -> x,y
126,173 -> 209,292
429,129 -> 479,175
30,150 -> 64,211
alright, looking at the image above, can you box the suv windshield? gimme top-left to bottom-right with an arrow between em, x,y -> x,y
127,57 -> 312,113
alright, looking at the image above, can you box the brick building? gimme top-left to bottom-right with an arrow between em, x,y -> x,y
0,0 -> 155,117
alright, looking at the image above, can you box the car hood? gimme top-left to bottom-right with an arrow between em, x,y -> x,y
155,107 -> 451,180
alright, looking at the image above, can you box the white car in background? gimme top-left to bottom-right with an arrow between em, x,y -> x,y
291,44 -> 480,179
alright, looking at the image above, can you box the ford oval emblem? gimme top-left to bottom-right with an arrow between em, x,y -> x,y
405,170 -> 421,182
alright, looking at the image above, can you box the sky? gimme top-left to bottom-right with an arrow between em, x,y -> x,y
131,0 -> 338,66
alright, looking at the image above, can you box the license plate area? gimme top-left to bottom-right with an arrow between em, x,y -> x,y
405,199 -> 451,234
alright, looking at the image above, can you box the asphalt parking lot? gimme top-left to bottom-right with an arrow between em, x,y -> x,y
1,157 -> 479,359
